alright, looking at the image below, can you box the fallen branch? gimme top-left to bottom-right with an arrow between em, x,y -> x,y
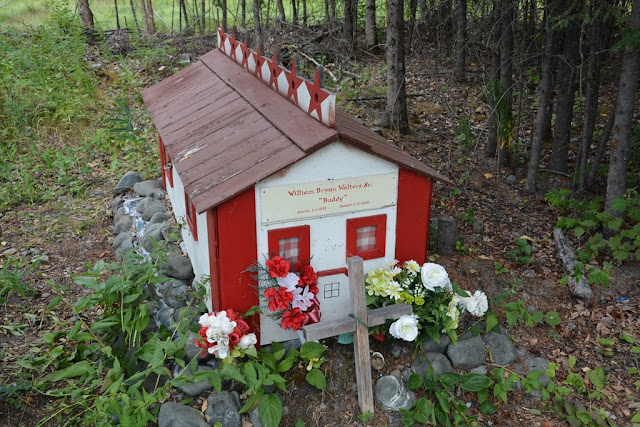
346,93 -> 431,102
540,168 -> 571,178
553,228 -> 594,301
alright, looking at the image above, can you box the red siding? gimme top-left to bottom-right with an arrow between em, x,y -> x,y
216,188 -> 259,332
395,168 -> 432,264
206,209 -> 221,311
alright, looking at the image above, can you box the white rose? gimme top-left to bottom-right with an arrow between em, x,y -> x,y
389,314 -> 420,341
276,272 -> 300,291
420,263 -> 450,291
238,333 -> 257,349
461,291 -> 489,317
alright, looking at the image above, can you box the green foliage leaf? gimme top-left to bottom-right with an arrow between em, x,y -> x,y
478,400 -> 497,415
220,364 -> 246,384
306,368 -> 326,390
620,333 -> 636,344
485,313 -> 498,332
258,394 -> 282,427
460,373 -> 492,392
407,373 -> 423,390
545,311 -> 561,326
43,361 -> 93,382
598,338 -> 614,347
300,342 -> 325,360
439,372 -> 460,389
568,356 -> 576,369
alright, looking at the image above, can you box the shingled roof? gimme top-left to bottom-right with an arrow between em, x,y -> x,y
142,47 -> 450,214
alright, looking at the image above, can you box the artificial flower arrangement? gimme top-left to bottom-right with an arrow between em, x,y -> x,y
254,256 -> 321,332
195,309 -> 258,361
366,260 -> 488,343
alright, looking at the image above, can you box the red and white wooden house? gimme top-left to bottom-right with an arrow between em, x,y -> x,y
142,29 -> 450,344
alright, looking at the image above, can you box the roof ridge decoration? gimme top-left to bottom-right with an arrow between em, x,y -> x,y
217,28 -> 336,127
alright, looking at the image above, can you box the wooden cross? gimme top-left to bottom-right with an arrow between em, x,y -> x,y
302,256 -> 413,415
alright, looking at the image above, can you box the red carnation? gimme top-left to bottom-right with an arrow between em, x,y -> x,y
229,332 -> 241,346
265,256 -> 291,278
195,326 -> 210,349
264,286 -> 294,311
299,265 -> 318,286
280,307 -> 307,331
234,318 -> 250,335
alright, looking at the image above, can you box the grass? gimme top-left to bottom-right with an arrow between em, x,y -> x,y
0,0 -> 337,32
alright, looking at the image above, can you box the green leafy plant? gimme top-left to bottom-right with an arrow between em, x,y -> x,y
507,238 -> 532,265
493,261 -> 509,275
498,299 -> 561,329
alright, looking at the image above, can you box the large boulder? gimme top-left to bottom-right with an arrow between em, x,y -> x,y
447,335 -> 485,369
133,179 -> 165,199
114,171 -> 143,195
412,352 -> 454,377
161,253 -> 195,280
137,197 -> 167,221
482,332 -> 517,366
158,402 -> 209,427
205,391 -> 242,427
177,365 -> 215,397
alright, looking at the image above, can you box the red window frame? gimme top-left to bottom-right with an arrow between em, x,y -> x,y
268,225 -> 310,271
185,192 -> 198,241
346,214 -> 387,260
158,135 -> 173,188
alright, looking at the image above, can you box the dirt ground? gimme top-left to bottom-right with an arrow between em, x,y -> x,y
1,28 -> 639,426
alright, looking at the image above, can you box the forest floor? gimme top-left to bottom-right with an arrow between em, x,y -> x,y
0,27 -> 639,426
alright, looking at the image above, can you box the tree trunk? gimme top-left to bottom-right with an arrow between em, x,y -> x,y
147,0 -> 156,32
253,0 -> 262,41
114,0 -> 121,29
524,0 -> 563,193
77,0 -> 94,29
223,0 -> 228,30
303,0 -> 307,25
384,0 -> 409,134
241,0 -> 246,27
576,9 -> 603,192
345,0 -> 357,51
276,0 -> 286,27
548,2 -> 581,173
453,0 -> 466,81
587,106 -> 615,187
330,0 -> 336,20
418,0 -> 427,28
485,1 -> 501,158
606,0 -> 640,216
407,0 -> 417,49
365,0 -> 377,49
180,0 -> 189,30
291,0 -> 298,25
140,0 -> 149,32
497,0 -> 513,167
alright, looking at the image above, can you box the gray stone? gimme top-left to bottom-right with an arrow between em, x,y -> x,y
156,307 -> 175,328
375,375 -> 416,411
137,197 -> 167,221
447,335 -> 485,369
524,357 -> 550,388
205,391 -> 242,427
420,334 -> 450,353
113,215 -> 133,234
472,218 -> 484,235
156,278 -> 189,297
401,369 -> 413,384
115,239 -> 134,262
161,253 -> 195,280
469,365 -> 488,375
113,232 -> 133,249
140,222 -> 168,250
149,211 -> 170,225
114,171 -> 143,195
111,197 -> 124,214
178,365 -> 215,397
158,402 -> 209,427
183,332 -> 202,362
482,332 -> 517,366
412,352 -> 454,377
30,248 -> 42,255
436,216 -> 458,255
114,206 -> 126,224
249,408 -> 262,427
179,53 -> 191,64
2,248 -> 17,256
506,175 -> 517,186
90,62 -> 104,70
133,180 -> 165,198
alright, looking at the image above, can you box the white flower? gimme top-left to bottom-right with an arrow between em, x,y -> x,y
291,285 -> 315,311
277,272 -> 300,291
385,259 -> 399,268
403,260 -> 421,273
420,263 -> 450,291
390,266 -> 402,277
389,314 -> 420,341
238,333 -> 257,349
460,291 -> 489,317
208,335 -> 230,358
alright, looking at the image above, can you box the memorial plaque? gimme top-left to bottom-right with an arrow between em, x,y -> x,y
260,173 -> 397,225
